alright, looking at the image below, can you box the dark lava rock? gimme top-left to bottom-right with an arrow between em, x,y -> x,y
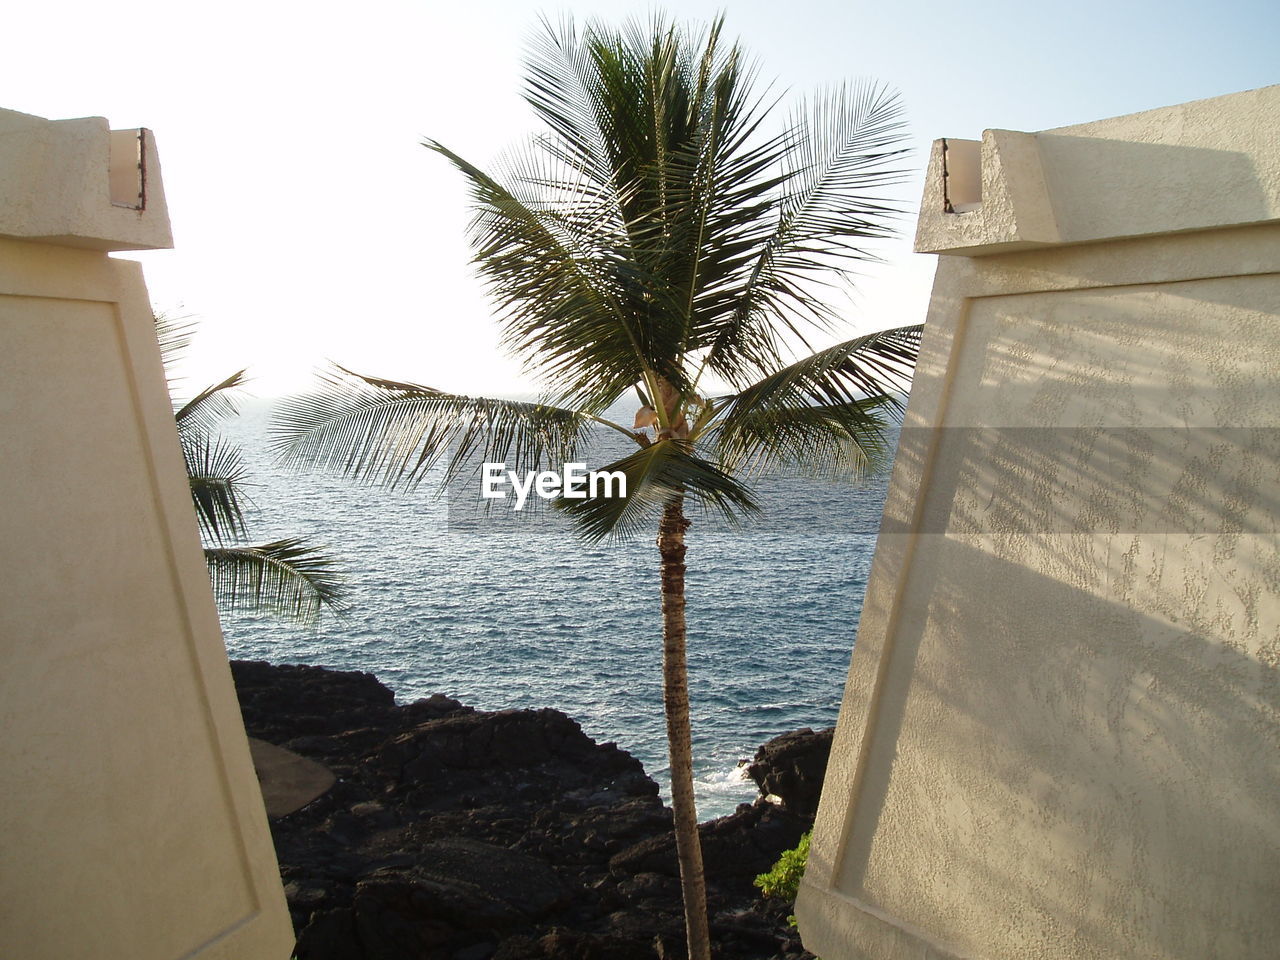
372,837 -> 572,928
233,660 -> 825,960
233,659 -> 398,735
609,801 -> 807,896
745,728 -> 834,823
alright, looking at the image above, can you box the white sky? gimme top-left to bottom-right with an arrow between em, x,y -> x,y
5,0 -> 1277,398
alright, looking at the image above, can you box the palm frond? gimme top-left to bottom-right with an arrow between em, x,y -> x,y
523,15 -> 631,214
273,365 -> 596,491
154,309 -> 198,368
557,437 -> 759,542
708,398 -> 896,479
425,139 -> 666,413
717,324 -> 921,418
709,324 -> 921,474
154,309 -> 200,399
700,82 -> 911,386
777,82 -> 911,251
174,368 -> 248,438
559,14 -> 795,383
154,311 -> 347,625
183,433 -> 250,543
204,538 -> 346,626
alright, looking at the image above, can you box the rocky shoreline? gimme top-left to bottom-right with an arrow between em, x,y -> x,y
232,660 -> 834,960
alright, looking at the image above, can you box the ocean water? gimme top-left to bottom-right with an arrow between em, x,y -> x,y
218,401 -> 892,820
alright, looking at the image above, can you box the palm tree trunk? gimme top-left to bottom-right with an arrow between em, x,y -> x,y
658,496 -> 711,960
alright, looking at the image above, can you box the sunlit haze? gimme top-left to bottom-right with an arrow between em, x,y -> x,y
6,0 -> 1276,397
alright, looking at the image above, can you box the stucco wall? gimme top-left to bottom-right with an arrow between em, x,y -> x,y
0,111 -> 293,959
797,87 -> 1280,960
0,107 -> 172,250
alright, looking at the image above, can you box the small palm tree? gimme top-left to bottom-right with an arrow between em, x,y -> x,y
156,312 -> 345,624
274,15 -> 919,958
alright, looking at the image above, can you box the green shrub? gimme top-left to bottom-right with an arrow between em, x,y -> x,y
754,831 -> 811,902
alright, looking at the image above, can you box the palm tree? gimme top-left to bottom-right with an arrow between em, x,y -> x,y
274,14 -> 920,959
156,312 -> 346,625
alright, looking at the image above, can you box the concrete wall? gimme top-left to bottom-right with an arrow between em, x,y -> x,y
797,86 -> 1280,960
0,109 -> 294,959
0,108 -> 172,250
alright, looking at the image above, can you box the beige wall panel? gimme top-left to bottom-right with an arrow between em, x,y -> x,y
798,223 -> 1280,959
0,238 -> 294,959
